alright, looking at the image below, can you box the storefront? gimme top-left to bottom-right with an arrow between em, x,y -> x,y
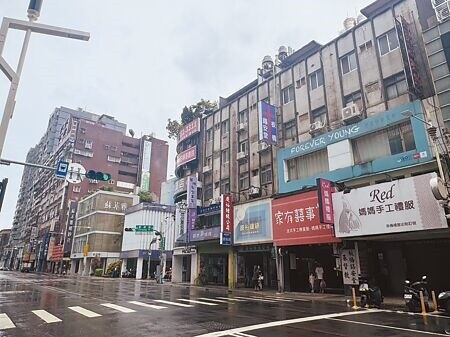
272,190 -> 342,293
333,172 -> 450,295
197,241 -> 230,286
234,199 -> 276,289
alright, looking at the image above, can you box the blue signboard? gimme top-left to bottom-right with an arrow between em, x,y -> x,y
197,204 -> 221,216
259,101 -> 278,144
220,233 -> 232,246
234,200 -> 272,245
190,226 -> 221,242
55,160 -> 69,179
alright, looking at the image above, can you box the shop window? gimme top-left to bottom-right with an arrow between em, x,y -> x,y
309,69 -> 324,90
384,73 -> 408,100
287,149 -> 329,181
340,51 -> 357,74
284,119 -> 297,140
377,29 -> 399,56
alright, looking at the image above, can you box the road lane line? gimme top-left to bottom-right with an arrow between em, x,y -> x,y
177,299 -> 218,306
216,297 -> 246,302
230,333 -> 256,337
154,300 -> 193,307
198,298 -> 231,304
32,310 -> 62,323
0,313 -> 15,330
327,317 -> 448,336
259,297 -> 293,302
100,303 -> 136,313
234,296 -> 276,303
194,310 -> 380,337
68,306 -> 102,318
128,301 -> 167,310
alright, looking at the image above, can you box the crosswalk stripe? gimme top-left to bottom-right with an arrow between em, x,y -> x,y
198,298 -> 231,303
234,296 -> 276,303
32,310 -> 62,323
216,297 -> 246,302
177,299 -> 218,306
0,313 -> 15,329
230,332 -> 257,337
154,300 -> 193,307
68,306 -> 102,318
251,296 -> 293,302
100,303 -> 136,313
128,301 -> 167,310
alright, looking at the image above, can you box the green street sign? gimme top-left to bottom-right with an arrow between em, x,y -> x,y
135,225 -> 154,233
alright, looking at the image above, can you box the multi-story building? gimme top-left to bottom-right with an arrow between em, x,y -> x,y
0,229 -> 11,268
9,106 -> 169,273
171,0 -> 449,295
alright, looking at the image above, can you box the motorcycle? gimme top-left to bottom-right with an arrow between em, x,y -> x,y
404,275 -> 429,312
437,291 -> 450,313
359,277 -> 383,308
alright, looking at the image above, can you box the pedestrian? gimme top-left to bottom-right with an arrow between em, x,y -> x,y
320,278 -> 326,293
256,265 -> 263,291
252,265 -> 262,291
315,263 -> 324,293
309,272 -> 316,293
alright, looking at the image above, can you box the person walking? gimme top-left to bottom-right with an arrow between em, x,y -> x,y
252,265 -> 259,290
309,272 -> 316,293
315,264 -> 325,293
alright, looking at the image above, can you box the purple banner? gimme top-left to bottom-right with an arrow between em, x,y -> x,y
188,208 -> 197,231
258,101 -> 278,145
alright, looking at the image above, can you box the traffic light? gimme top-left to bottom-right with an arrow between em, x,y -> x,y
0,178 -> 8,213
124,228 -> 134,232
86,170 -> 111,181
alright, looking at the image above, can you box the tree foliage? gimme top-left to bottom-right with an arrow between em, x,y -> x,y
139,191 -> 155,203
166,99 -> 217,140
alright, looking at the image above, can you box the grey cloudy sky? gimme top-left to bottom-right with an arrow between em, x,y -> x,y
0,0 -> 371,229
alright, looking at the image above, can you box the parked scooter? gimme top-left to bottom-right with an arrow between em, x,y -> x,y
437,291 -> 450,313
359,277 -> 383,308
404,275 -> 429,312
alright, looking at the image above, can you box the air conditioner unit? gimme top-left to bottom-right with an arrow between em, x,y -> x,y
238,122 -> 247,132
433,1 -> 450,22
341,104 -> 362,121
249,187 -> 260,196
258,142 -> 270,152
309,121 -> 326,133
237,151 -> 247,161
203,165 -> 212,173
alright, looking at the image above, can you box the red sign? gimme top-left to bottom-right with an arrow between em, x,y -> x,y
176,146 -> 197,168
220,194 -> 234,245
50,244 -> 64,261
178,118 -> 201,143
317,178 -> 334,224
272,191 -> 340,246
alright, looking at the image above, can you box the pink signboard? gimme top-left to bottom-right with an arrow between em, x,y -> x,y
317,178 -> 334,224
178,118 -> 201,143
176,146 -> 197,168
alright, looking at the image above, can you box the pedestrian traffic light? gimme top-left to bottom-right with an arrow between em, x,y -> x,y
0,178 -> 8,213
86,170 -> 111,181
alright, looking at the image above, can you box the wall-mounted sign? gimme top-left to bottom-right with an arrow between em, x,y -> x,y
178,118 -> 201,143
197,204 -> 221,216
187,176 -> 197,209
341,249 -> 359,285
272,191 -> 339,247
174,177 -> 187,195
332,173 -> 447,238
64,201 -> 78,254
176,146 -> 197,168
190,226 -> 221,242
140,140 -> 152,192
234,199 -> 272,245
220,194 -> 234,245
317,178 -> 334,224
258,101 -> 278,144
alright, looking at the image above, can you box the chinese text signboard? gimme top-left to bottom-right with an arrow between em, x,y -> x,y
220,194 -> 234,245
341,249 -> 359,285
272,191 -> 340,246
332,173 -> 447,238
258,101 -> 278,145
178,118 -> 201,143
175,146 -> 197,168
64,201 -> 78,255
187,175 -> 198,231
317,178 -> 334,224
190,226 -> 221,242
234,200 -> 272,245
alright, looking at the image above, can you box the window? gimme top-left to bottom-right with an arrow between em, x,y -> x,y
118,170 -> 137,178
352,121 -> 415,163
344,91 -> 362,107
377,29 -> 399,56
206,128 -> 213,142
311,106 -> 327,124
73,149 -> 93,157
84,140 -> 93,149
261,165 -> 272,184
239,140 -> 248,154
107,155 -> 121,163
205,156 -> 212,167
384,73 -> 408,100
73,186 -> 81,193
284,119 -> 297,140
204,184 -> 213,200
221,119 -> 230,135
287,149 -> 329,181
282,85 -> 295,104
309,70 -> 324,90
239,110 -> 248,124
221,149 -> 229,164
359,40 -> 373,52
239,172 -> 250,190
296,77 -> 306,88
221,179 -> 230,194
340,52 -> 357,74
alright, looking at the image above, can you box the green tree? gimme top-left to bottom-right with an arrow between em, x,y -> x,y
139,191 -> 154,203
166,118 -> 182,140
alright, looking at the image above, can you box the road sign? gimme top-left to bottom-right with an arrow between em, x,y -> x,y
66,163 -> 86,184
55,160 -> 69,179
135,225 -> 154,233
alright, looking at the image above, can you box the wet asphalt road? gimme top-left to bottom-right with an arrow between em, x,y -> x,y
0,272 -> 449,337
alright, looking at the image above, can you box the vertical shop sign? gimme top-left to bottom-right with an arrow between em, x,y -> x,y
187,176 -> 198,230
258,101 -> 278,145
317,178 -> 334,224
341,249 -> 359,285
220,194 -> 233,245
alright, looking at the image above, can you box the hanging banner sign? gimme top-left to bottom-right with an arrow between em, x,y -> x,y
178,118 -> 201,143
258,101 -> 278,144
317,178 -> 335,224
341,249 -> 359,285
220,194 -> 234,245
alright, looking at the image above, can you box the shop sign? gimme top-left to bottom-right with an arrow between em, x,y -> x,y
176,146 -> 197,168
187,176 -> 198,209
272,191 -> 340,246
190,226 -> 221,241
178,118 -> 200,143
332,173 -> 447,238
197,204 -> 220,215
220,194 -> 234,245
64,201 -> 78,254
341,249 -> 359,285
174,177 -> 187,195
188,208 -> 197,231
234,199 -> 272,245
258,101 -> 278,144
317,178 -> 334,224
51,244 -> 64,261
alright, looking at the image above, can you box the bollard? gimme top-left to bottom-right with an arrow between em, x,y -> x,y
432,290 -> 439,313
352,287 -> 358,309
420,290 -> 427,315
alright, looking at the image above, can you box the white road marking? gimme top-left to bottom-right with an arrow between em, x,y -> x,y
68,306 -> 102,318
248,296 -> 293,302
198,298 -> 231,304
327,317 -> 449,336
32,310 -> 62,323
0,313 -> 15,330
234,296 -> 276,303
154,300 -> 193,307
177,299 -> 218,306
100,303 -> 136,313
0,291 -> 30,295
216,297 -> 246,302
230,333 -> 256,337
194,310 -> 379,337
128,301 -> 167,310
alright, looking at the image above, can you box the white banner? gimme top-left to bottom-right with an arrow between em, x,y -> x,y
332,173 -> 447,237
341,249 -> 359,285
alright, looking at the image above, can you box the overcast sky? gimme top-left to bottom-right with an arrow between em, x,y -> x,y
0,0 -> 372,229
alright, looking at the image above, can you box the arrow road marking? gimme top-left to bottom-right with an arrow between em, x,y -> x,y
101,303 -> 136,313
154,300 -> 193,307
177,299 -> 218,306
68,306 -> 102,318
128,301 -> 167,310
32,310 -> 62,323
0,313 -> 15,330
